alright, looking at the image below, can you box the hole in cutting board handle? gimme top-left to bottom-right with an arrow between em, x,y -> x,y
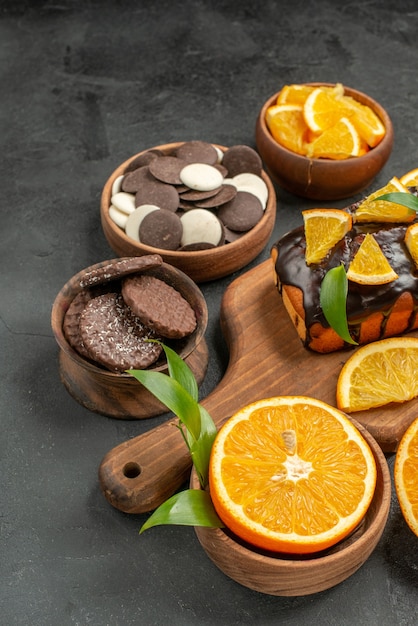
123,462 -> 141,478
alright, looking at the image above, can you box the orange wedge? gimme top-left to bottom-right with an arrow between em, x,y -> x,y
354,177 -> 415,223
399,167 -> 418,187
341,95 -> 386,148
303,83 -> 346,133
405,222 -> 418,268
394,417 -> 418,537
277,84 -> 316,106
306,117 -> 368,160
265,104 -> 309,155
336,337 -> 418,412
303,208 -> 353,265
346,233 -> 398,285
209,396 -> 377,554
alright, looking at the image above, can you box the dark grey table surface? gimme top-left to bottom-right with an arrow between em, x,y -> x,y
2,1 -> 417,624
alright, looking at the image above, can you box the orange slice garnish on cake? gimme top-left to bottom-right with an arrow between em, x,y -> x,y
405,222 -> 418,268
209,396 -> 377,554
336,337 -> 418,412
394,417 -> 418,537
399,167 -> 418,187
302,208 -> 352,265
346,233 -> 398,285
354,177 -> 415,223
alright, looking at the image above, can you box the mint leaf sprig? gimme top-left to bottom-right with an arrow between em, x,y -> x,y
128,342 -> 224,533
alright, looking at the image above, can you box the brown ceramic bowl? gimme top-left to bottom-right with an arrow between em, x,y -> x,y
192,420 -> 390,596
100,143 -> 277,283
51,257 -> 209,419
255,83 -> 394,201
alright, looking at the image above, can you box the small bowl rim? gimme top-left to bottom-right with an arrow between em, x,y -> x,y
257,82 -> 394,168
51,257 -> 208,379
100,142 -> 276,262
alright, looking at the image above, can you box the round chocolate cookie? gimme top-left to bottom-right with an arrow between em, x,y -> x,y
222,145 -> 262,177
175,141 -> 219,165
123,149 -> 164,173
63,289 -> 97,359
122,274 -> 197,339
138,209 -> 183,250
217,191 -> 263,232
194,184 -> 237,208
79,255 -> 163,288
134,179 -> 179,212
180,208 -> 224,247
121,166 -> 157,193
80,292 -> 162,372
149,156 -> 189,185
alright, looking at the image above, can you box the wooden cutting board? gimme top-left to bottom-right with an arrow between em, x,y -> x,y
99,259 -> 417,514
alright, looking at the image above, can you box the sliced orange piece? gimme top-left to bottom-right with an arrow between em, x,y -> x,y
340,95 -> 386,148
354,177 -> 416,223
399,167 -> 418,187
336,337 -> 418,412
265,104 -> 309,155
394,417 -> 418,537
209,396 -> 377,554
303,83 -> 347,133
303,208 -> 353,265
277,84 -> 315,106
405,222 -> 418,268
346,233 -> 398,285
306,117 -> 367,160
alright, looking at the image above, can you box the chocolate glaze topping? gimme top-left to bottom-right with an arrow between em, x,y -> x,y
272,201 -> 418,346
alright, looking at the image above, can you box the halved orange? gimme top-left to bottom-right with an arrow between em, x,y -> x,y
354,177 -> 415,223
336,337 -> 418,412
303,208 -> 353,265
306,117 -> 367,160
399,167 -> 418,187
265,104 -> 309,155
405,222 -> 418,268
394,417 -> 418,537
346,233 -> 398,285
209,396 -> 377,554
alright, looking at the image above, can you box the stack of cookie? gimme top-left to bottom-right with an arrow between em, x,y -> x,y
63,255 -> 197,373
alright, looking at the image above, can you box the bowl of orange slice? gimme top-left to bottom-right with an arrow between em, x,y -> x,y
192,396 -> 391,596
255,82 -> 394,201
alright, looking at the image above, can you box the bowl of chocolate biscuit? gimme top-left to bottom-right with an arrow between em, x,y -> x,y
100,141 -> 277,283
255,82 -> 394,201
51,255 -> 208,419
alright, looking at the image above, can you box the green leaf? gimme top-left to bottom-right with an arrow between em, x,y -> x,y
161,343 -> 198,402
320,265 -> 358,345
375,192 -> 418,212
128,369 -> 201,441
189,406 -> 218,488
139,489 -> 224,533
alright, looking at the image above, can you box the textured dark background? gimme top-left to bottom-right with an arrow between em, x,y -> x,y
1,1 -> 418,624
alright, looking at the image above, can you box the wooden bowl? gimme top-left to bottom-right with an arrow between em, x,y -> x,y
192,420 -> 390,596
51,258 -> 209,419
255,83 -> 394,201
100,143 -> 277,283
